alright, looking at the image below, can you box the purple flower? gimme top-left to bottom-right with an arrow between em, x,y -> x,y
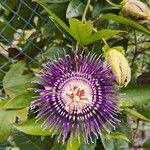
31,53 -> 120,144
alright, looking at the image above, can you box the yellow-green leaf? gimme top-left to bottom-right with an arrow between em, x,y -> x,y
0,108 -> 27,143
3,62 -> 34,98
123,108 -> 150,122
14,119 -> 51,136
101,13 -> 150,35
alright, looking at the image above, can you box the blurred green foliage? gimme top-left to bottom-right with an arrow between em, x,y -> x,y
0,0 -> 150,149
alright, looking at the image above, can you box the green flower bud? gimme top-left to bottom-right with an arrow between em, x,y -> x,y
103,45 -> 131,87
121,0 -> 150,23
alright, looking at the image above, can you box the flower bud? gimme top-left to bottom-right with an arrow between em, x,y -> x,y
120,0 -> 150,23
103,45 -> 131,87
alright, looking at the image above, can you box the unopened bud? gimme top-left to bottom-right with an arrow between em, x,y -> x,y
103,45 -> 131,87
121,0 -> 150,24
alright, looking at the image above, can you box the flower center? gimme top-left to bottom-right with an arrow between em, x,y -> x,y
61,78 -> 93,114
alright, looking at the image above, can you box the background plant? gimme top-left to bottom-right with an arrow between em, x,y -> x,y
0,0 -> 150,149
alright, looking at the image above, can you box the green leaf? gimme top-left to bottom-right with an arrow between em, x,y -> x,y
42,46 -> 64,60
46,3 -> 68,20
69,18 -> 93,44
101,13 -> 150,35
123,108 -> 150,122
66,0 -> 85,18
0,108 -> 27,143
138,103 -> 150,119
69,18 -> 125,45
100,134 -> 129,150
33,0 -> 71,35
51,143 -> 66,150
3,62 -> 34,98
14,119 -> 51,136
120,86 -> 150,107
0,100 -> 8,109
66,135 -> 80,150
42,20 -> 58,38
67,134 -> 96,150
143,139 -> 150,150
100,119 -> 131,150
13,129 -> 52,150
85,29 -> 125,45
80,139 -> 97,150
105,132 -> 130,142
79,143 -> 96,150
33,0 -> 125,45
3,92 -> 36,109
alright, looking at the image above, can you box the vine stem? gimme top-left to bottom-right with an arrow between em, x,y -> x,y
131,30 -> 138,66
133,119 -> 139,142
82,0 -> 91,23
106,0 -> 121,8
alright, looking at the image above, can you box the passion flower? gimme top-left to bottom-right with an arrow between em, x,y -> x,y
31,53 -> 120,144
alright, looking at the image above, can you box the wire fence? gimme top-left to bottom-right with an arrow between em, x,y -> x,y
1,0 -> 149,88
0,0 -> 50,86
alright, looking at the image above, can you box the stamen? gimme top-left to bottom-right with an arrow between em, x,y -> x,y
61,78 -> 93,114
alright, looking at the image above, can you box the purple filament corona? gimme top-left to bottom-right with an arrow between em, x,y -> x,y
31,53 -> 120,144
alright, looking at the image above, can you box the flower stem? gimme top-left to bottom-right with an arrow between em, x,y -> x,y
102,38 -> 109,47
82,0 -> 91,23
93,28 -> 109,47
